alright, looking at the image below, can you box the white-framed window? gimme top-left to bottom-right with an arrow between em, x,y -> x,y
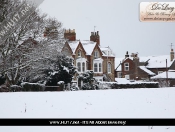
117,72 -> 122,78
124,63 -> 129,71
94,63 -> 98,72
125,75 -> 130,80
76,58 -> 87,73
78,50 -> 81,57
108,62 -> 111,73
99,63 -> 102,72
77,62 -> 81,72
93,58 -> 103,73
82,62 -> 85,72
94,51 -> 98,58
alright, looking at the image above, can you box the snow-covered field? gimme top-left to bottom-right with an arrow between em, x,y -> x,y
0,88 -> 175,132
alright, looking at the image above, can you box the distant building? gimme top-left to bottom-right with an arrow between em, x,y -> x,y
115,49 -> 175,81
151,70 -> 175,87
61,29 -> 115,85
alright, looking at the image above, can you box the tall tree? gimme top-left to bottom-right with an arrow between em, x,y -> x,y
0,0 -> 8,22
0,0 -> 65,86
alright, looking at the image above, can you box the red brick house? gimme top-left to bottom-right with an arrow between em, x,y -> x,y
61,29 -> 115,83
115,49 -> 175,81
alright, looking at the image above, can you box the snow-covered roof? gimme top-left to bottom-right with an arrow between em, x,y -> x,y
139,66 -> 156,75
140,55 -> 174,68
81,40 -> 96,55
115,55 -> 175,70
169,69 -> 175,72
68,41 -> 79,54
67,40 -> 115,57
100,46 -> 115,57
151,71 -> 175,79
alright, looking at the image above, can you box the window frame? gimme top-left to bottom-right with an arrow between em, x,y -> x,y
94,63 -> 98,72
78,50 -> 81,57
124,63 -> 129,71
94,51 -> 98,58
82,62 -> 85,72
117,72 -> 122,78
99,63 -> 102,72
77,62 -> 81,72
108,62 -> 111,73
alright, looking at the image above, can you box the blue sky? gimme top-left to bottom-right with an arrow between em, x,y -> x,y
39,0 -> 175,58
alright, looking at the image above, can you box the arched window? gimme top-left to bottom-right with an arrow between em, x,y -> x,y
94,63 -> 98,72
78,50 -> 81,57
82,62 -> 85,72
99,63 -> 102,72
77,62 -> 81,72
108,62 -> 111,73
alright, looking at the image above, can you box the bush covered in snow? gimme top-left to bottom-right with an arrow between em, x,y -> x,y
78,71 -> 99,90
78,71 -> 94,83
21,82 -> 45,91
81,82 -> 98,90
70,83 -> 79,91
44,54 -> 77,86
98,82 -> 115,89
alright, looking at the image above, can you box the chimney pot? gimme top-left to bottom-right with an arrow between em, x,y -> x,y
125,51 -> 129,58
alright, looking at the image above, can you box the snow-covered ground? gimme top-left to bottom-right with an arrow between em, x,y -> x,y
0,88 -> 175,132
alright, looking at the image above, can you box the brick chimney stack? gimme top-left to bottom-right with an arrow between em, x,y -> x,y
64,29 -> 76,41
90,31 -> 100,45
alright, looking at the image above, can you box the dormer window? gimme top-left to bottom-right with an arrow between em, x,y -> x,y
78,50 -> 81,57
94,51 -> 98,58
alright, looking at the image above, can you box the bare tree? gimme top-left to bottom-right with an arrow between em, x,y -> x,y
0,0 -> 65,86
